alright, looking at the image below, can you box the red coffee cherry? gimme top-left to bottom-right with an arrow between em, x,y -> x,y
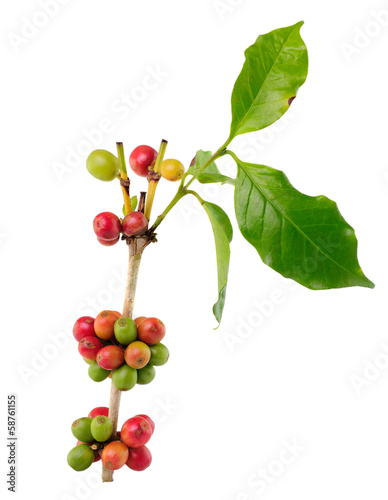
121,416 -> 153,448
134,316 -> 147,327
96,345 -> 125,370
88,407 -> 109,419
134,415 -> 155,434
122,212 -> 149,238
126,446 -> 152,471
73,316 -> 95,342
129,145 -> 157,177
93,212 -> 122,240
97,236 -> 120,246
78,336 -> 103,361
137,317 -> 166,345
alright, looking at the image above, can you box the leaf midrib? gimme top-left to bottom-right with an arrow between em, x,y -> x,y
239,164 -> 370,285
231,26 -> 298,137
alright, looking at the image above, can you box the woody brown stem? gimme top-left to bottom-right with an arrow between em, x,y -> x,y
138,192 -> 147,214
101,237 -> 149,482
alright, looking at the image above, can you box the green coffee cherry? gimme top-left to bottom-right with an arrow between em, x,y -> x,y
112,364 -> 137,391
114,317 -> 137,345
149,343 -> 170,366
71,417 -> 93,443
137,364 -> 156,385
86,150 -> 119,182
91,416 -> 113,442
88,361 -> 111,382
67,444 -> 95,471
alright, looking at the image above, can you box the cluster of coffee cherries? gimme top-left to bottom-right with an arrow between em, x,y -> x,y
87,144 -> 185,247
67,406 -> 154,472
73,313 -> 169,390
93,211 -> 148,247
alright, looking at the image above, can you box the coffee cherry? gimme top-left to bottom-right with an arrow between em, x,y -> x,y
67,444 -> 95,471
124,341 -> 151,369
134,316 -> 147,327
137,317 -> 165,345
149,343 -> 169,366
76,439 -> 92,445
88,407 -> 109,419
114,317 -> 137,345
94,311 -> 120,340
93,212 -> 122,241
73,316 -> 95,342
121,416 -> 153,448
129,145 -> 157,177
76,440 -> 101,462
160,159 -> 185,181
88,361 -> 111,382
122,212 -> 149,237
78,336 -> 103,361
112,364 -> 137,391
96,345 -> 125,370
91,416 -> 113,442
83,357 -> 93,365
101,441 -> 129,470
71,417 -> 94,443
97,236 -> 120,246
87,150 -> 119,182
126,446 -> 152,471
136,364 -> 156,385
135,415 -> 155,434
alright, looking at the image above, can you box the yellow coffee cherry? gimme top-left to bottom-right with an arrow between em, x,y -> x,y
160,159 -> 185,182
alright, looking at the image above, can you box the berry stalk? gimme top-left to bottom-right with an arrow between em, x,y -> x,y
144,140 -> 168,220
150,146 -> 227,232
117,142 -> 132,216
102,237 -> 149,482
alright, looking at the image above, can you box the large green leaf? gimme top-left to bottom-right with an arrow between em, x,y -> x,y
231,154 -> 374,290
229,22 -> 308,140
187,150 -> 234,185
190,192 -> 233,325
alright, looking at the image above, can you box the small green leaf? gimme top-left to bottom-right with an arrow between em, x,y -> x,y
187,150 -> 235,185
123,196 -> 138,216
231,153 -> 374,290
190,192 -> 233,325
229,22 -> 308,140
130,196 -> 138,212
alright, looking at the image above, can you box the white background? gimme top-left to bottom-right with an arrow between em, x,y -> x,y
1,1 -> 388,499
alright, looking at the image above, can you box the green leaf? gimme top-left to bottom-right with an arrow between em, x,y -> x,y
187,150 -> 235,185
191,192 -> 233,325
130,196 -> 138,212
231,153 -> 374,290
229,21 -> 308,140
123,196 -> 138,216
